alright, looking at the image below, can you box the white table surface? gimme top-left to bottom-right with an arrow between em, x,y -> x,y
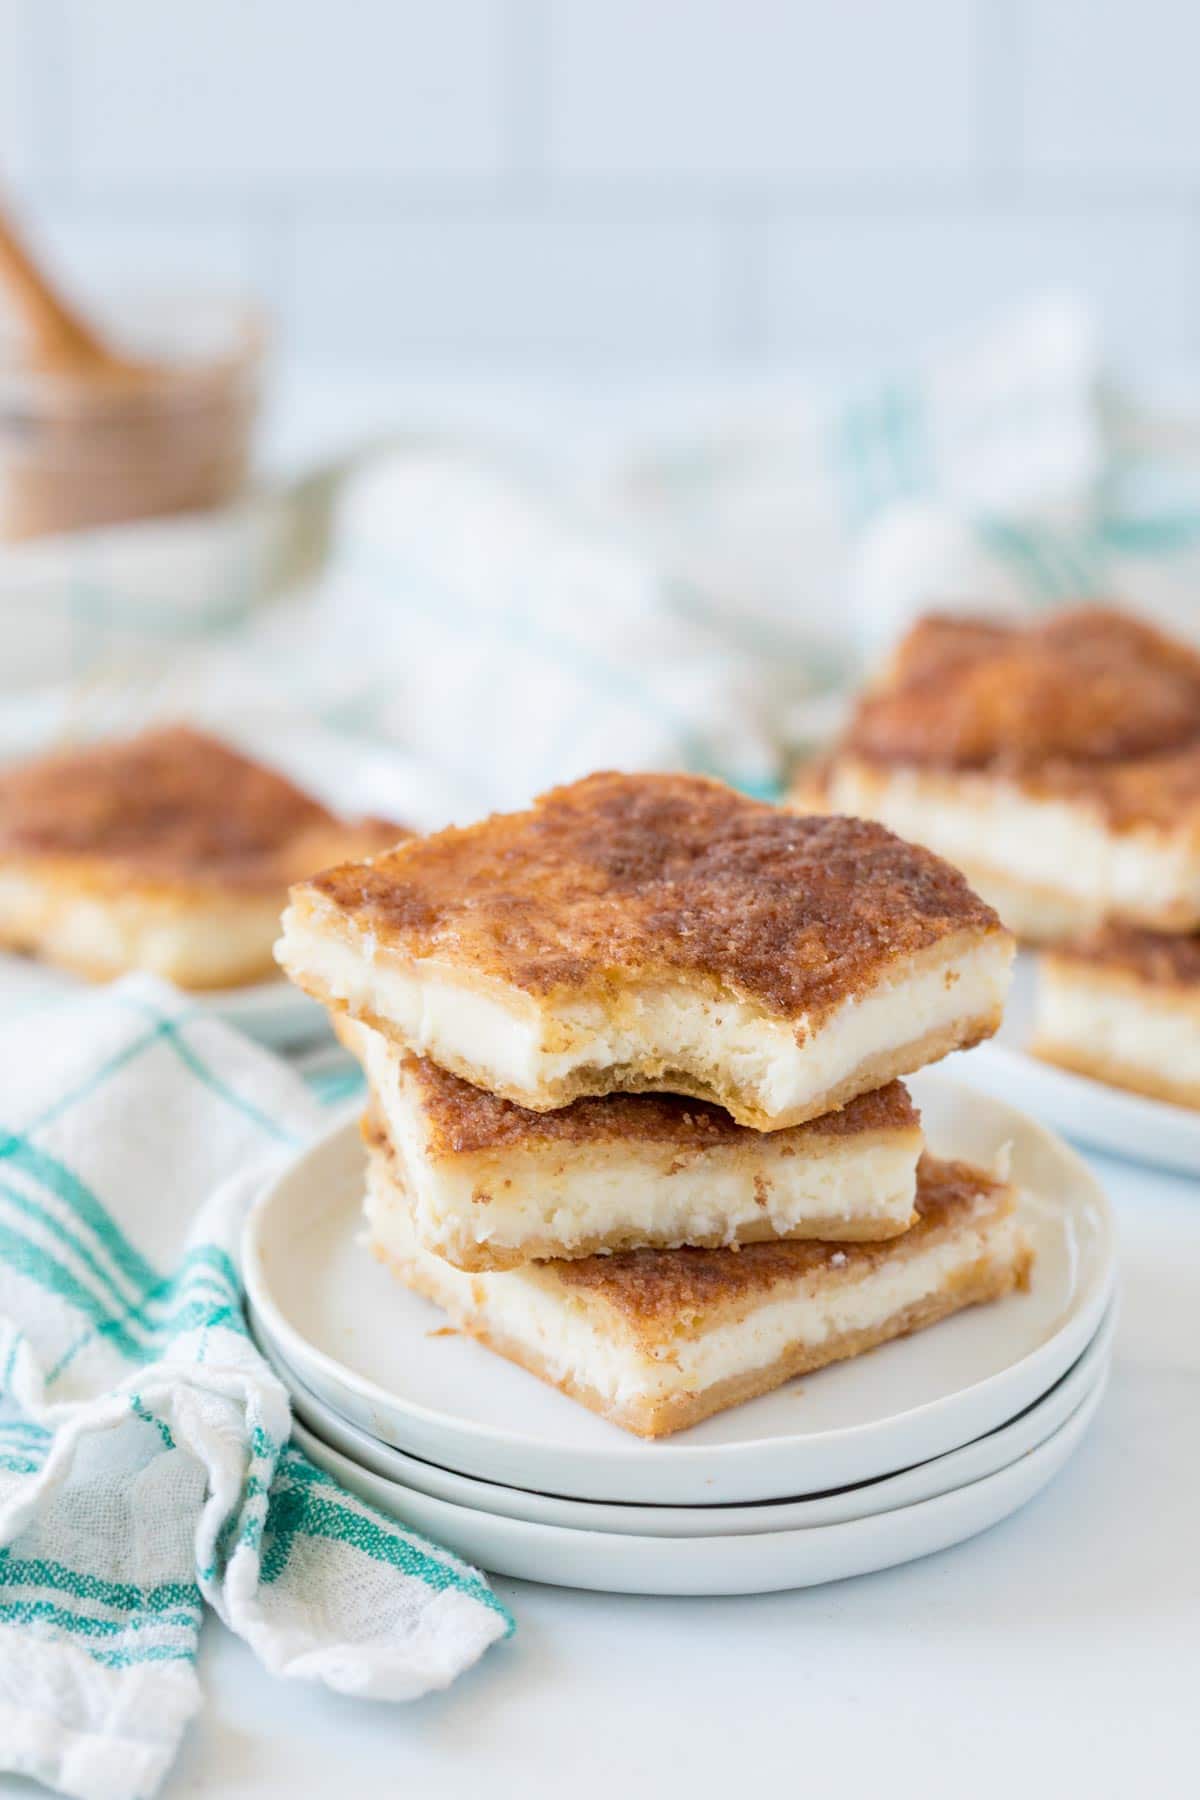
101,1138 -> 1192,1800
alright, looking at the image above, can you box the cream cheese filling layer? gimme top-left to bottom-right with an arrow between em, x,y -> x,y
280,910 -> 1010,1116
365,1162 -> 1020,1406
826,761 -> 1200,925
1037,965 -> 1200,1086
378,1079 -> 918,1261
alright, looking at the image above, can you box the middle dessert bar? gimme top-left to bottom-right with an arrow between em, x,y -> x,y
348,1018 -> 923,1270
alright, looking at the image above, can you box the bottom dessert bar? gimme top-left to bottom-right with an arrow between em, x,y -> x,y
363,1126 -> 1033,1439
1034,926 -> 1200,1110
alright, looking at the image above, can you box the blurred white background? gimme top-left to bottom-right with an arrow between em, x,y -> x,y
4,0 -> 1199,376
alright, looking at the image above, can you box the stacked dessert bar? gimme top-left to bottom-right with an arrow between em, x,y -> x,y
801,606 -> 1200,1111
278,772 -> 1030,1438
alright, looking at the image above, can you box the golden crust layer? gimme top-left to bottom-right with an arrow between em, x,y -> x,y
427,1212 -> 921,1273
300,771 -> 1004,1022
0,724 -> 404,897
400,1051 -> 919,1158
1033,1040 -> 1200,1111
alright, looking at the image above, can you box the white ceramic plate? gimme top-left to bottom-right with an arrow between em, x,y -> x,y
244,1071 -> 1116,1505
258,1302 -> 1114,1537
959,952 -> 1200,1178
0,951 -> 328,1051
293,1374 -> 1106,1596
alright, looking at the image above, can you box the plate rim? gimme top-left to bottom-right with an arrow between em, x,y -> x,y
289,1376 -> 1104,1594
243,1070 -> 1118,1504
260,1301 -> 1115,1536
967,1035 -> 1200,1174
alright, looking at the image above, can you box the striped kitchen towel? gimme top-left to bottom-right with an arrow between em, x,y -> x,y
619,295 -> 1108,668
0,976 -> 512,1800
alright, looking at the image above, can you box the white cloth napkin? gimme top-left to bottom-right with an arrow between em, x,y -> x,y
0,976 -> 511,1800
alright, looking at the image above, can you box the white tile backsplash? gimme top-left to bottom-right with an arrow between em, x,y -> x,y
1,0 -> 1198,369
61,0 -> 508,186
31,208 -> 263,298
763,205 -> 1198,362
0,0 -> 38,181
287,208 -> 727,362
545,0 -> 976,180
1021,0 -> 1200,176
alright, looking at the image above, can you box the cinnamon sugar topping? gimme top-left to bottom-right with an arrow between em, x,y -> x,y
405,1055 -> 919,1157
848,607 -> 1200,773
0,725 -> 405,892
309,772 -> 1003,1018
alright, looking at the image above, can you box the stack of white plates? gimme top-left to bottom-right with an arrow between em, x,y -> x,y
244,1072 -> 1118,1597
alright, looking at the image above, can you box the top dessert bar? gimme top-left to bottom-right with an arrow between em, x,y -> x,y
799,606 -> 1200,942
349,1014 -> 924,1270
278,771 -> 1011,1130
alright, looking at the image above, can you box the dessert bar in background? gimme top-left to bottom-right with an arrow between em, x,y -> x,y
1034,926 -> 1200,1110
0,724 -> 404,988
799,606 -> 1200,943
799,601 -> 1200,1113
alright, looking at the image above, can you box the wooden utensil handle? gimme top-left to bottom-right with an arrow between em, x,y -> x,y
0,202 -> 115,371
